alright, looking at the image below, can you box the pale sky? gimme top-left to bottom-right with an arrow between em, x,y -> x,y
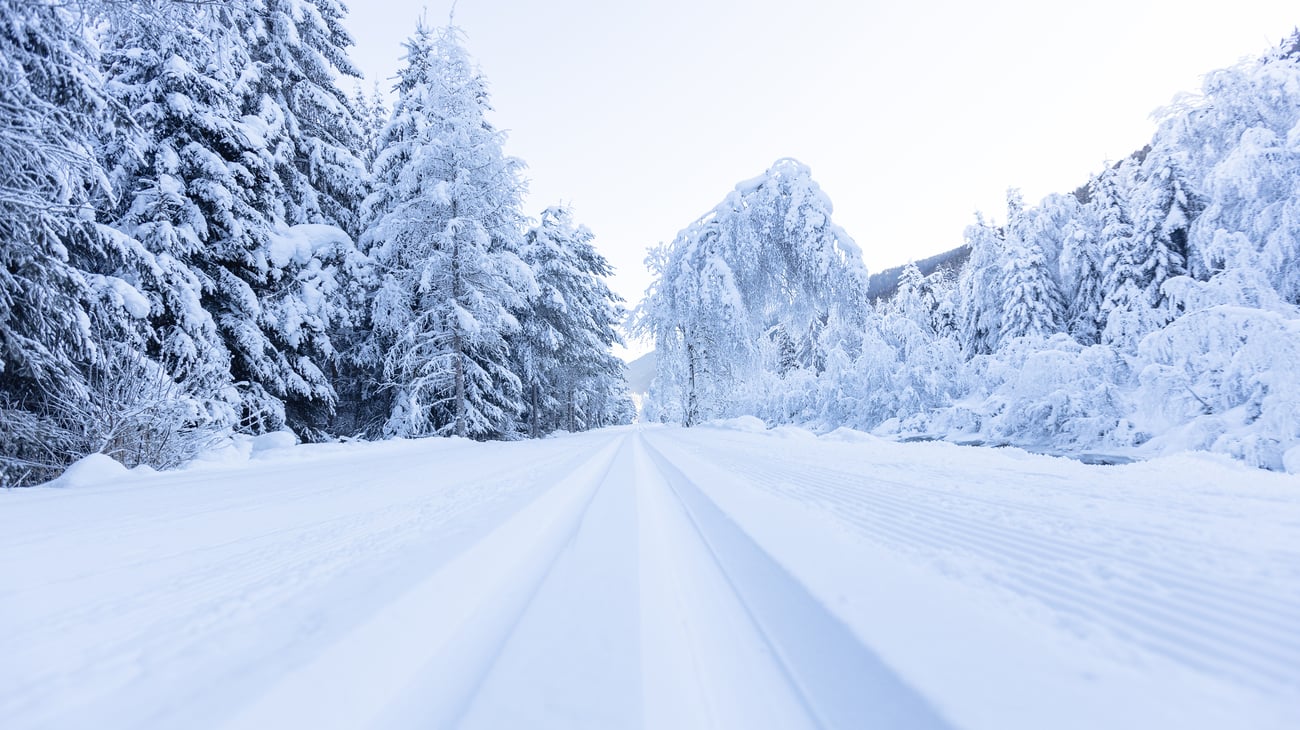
345,0 -> 1295,348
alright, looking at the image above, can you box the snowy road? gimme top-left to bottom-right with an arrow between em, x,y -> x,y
3,425 -> 1299,729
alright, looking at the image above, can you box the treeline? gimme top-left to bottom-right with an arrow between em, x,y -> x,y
640,32 -> 1300,471
0,1 -> 631,487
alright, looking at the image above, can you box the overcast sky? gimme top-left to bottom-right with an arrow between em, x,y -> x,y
344,0 -> 1295,342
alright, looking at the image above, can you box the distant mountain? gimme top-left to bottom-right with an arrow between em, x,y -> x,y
862,148 -> 1156,305
625,351 -> 657,395
865,245 -> 972,302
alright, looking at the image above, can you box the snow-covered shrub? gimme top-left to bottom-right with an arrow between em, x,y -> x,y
929,335 -> 1134,448
1,346 -> 229,487
1136,276 -> 1300,469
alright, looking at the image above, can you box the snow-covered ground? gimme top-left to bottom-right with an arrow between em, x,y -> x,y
3,425 -> 1298,729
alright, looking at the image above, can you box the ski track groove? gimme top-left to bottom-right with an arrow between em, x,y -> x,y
639,434 -> 953,730
455,433 -> 822,729
652,430 -> 1300,696
455,432 -> 950,729
446,437 -> 628,728
216,436 -> 630,730
633,434 -> 818,730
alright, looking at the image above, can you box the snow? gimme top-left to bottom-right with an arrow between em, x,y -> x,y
250,430 -> 298,455
94,276 -> 152,319
2,426 -> 1298,729
1286,444 -> 1300,475
713,414 -> 767,432
267,224 -> 352,268
46,453 -> 130,488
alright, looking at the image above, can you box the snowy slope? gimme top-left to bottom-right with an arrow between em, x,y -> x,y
2,426 -> 1298,729
624,350 -> 656,395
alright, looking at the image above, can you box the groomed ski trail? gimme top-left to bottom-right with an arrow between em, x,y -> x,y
228,431 -> 949,729
3,424 -> 1298,729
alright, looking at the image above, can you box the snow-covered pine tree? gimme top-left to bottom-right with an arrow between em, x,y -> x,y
1094,162 -> 1157,350
0,0 -> 198,484
1,0 -> 115,393
955,213 -> 1006,356
362,22 -> 533,439
888,263 -> 932,336
99,1 -> 343,435
352,81 -> 390,172
229,0 -> 375,437
238,0 -> 367,237
1057,188 -> 1106,344
1129,147 -> 1195,317
999,190 -> 1066,342
873,263 -> 964,421
514,206 -> 628,436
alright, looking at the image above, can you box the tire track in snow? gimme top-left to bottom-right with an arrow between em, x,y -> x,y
650,430 -> 1300,698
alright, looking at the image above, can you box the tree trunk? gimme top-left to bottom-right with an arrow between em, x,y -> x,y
453,329 -> 465,438
685,342 -> 698,428
529,381 -> 540,439
451,210 -> 466,439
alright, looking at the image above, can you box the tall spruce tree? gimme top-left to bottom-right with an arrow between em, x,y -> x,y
1130,148 -> 1195,315
100,1 -> 349,434
999,190 -> 1065,342
1,0 -> 121,396
1058,188 -> 1106,344
238,0 -> 367,237
353,82 -> 391,172
514,206 -> 627,436
955,214 -> 1006,356
361,22 -> 533,439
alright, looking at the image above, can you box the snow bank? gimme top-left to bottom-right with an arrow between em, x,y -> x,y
251,430 -> 299,455
1283,445 -> 1300,475
47,453 -> 130,488
709,415 -> 768,433
820,426 -> 885,445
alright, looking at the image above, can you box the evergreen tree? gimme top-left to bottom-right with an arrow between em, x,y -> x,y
353,81 -> 391,172
999,190 -> 1065,341
1130,148 -> 1195,315
362,22 -> 533,439
238,0 -> 367,237
889,263 -> 932,334
100,1 -> 345,434
514,206 -> 627,436
1094,164 -> 1151,349
233,0 -> 374,437
955,214 -> 1005,356
0,0 -> 205,483
1,0 -> 120,395
1059,189 -> 1106,344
